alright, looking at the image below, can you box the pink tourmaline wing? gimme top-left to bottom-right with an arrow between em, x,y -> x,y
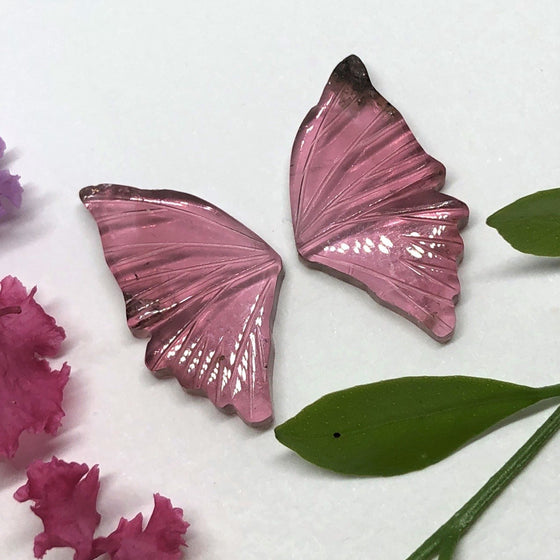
290,55 -> 469,342
80,184 -> 283,426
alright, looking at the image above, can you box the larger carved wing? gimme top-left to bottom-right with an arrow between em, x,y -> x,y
290,55 -> 469,342
80,184 -> 283,426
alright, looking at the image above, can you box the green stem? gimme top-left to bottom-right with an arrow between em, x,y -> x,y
437,533 -> 459,560
405,404 -> 560,560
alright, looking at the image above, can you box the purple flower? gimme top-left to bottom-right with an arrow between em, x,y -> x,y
0,136 -> 23,216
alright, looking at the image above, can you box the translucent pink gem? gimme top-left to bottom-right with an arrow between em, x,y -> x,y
80,184 -> 283,426
290,55 -> 469,342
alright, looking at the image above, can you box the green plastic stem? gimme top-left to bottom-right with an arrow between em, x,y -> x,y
405,404 -> 560,560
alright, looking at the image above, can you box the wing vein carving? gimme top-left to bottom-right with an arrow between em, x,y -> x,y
290,55 -> 468,341
81,184 -> 282,426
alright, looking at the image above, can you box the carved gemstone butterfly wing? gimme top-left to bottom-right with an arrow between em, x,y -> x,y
81,184 -> 283,426
290,55 -> 469,342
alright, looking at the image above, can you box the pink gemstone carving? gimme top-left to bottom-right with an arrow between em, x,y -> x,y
290,55 -> 469,342
80,184 -> 283,426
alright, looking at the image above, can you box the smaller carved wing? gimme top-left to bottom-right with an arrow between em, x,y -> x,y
290,55 -> 469,341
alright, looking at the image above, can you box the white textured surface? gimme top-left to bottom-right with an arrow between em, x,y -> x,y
0,2 -> 559,559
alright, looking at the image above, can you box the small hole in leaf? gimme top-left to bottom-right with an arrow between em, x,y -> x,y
333,432 -> 341,438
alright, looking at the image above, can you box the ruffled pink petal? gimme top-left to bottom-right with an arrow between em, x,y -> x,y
16,458 -> 190,560
14,457 -> 101,560
93,494 -> 189,560
0,276 -> 70,458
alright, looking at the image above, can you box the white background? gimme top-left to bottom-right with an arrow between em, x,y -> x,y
1,1 -> 559,559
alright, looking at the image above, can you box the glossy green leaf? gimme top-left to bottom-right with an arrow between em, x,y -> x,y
274,376 -> 560,476
486,188 -> 560,256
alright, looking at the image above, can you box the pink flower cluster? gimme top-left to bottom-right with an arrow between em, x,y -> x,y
1,151 -> 190,559
15,457 -> 189,560
0,276 -> 70,458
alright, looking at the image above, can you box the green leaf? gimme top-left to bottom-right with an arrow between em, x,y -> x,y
274,376 -> 560,476
486,188 -> 560,256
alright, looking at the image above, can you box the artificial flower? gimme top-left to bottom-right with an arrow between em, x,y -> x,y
0,276 -> 70,458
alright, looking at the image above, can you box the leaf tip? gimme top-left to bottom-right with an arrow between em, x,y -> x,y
485,212 -> 498,228
273,423 -> 287,445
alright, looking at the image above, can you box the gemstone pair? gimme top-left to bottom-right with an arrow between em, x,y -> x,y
80,55 -> 468,427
